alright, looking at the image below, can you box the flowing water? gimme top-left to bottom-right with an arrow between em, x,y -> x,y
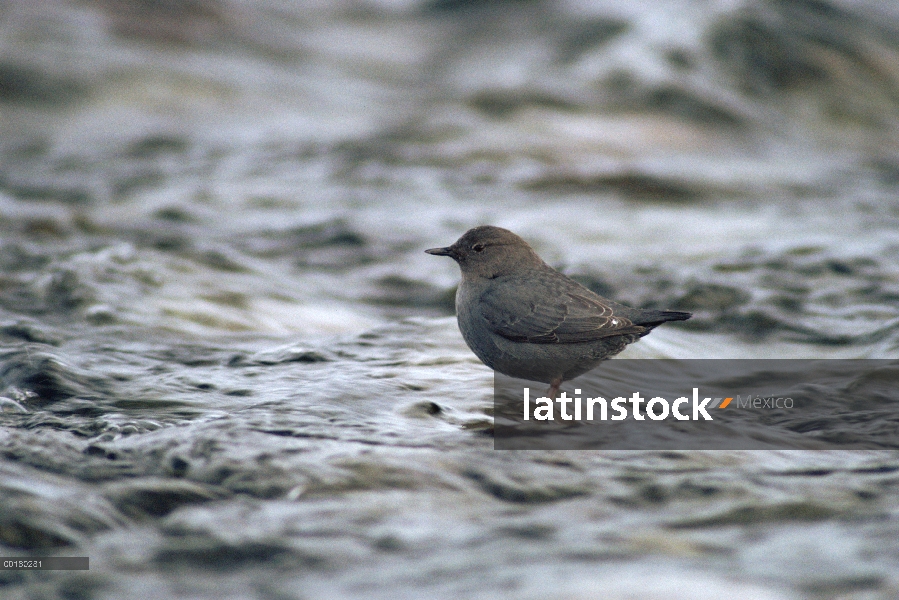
1,0 -> 899,598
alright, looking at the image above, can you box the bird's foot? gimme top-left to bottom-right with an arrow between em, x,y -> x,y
546,376 -> 562,401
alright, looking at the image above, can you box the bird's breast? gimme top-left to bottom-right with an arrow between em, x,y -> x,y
454,281 -> 502,369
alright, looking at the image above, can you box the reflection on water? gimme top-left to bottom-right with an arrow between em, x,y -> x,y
1,0 -> 899,598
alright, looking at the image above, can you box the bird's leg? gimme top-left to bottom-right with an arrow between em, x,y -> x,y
546,376 -> 563,401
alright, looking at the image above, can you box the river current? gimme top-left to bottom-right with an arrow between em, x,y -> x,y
2,1 -> 899,598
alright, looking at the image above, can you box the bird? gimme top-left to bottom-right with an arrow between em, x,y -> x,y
425,226 -> 691,399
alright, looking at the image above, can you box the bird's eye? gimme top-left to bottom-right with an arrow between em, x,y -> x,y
472,243 -> 486,252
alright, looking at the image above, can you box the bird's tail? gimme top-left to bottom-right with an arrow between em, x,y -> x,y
634,310 -> 692,328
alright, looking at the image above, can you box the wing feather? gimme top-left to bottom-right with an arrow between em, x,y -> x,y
478,282 -> 645,344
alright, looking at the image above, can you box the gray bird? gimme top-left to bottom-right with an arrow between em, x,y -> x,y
426,226 -> 691,399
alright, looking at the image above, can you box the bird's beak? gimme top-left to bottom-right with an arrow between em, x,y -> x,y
425,246 -> 454,257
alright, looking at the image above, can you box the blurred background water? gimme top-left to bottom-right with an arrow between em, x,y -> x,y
1,0 -> 899,598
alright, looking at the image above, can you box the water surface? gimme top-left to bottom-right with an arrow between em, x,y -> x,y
2,1 -> 899,598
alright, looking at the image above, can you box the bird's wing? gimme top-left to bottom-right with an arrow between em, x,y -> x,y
478,281 -> 646,344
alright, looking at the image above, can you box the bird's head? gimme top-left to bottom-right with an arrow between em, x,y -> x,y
425,226 -> 545,279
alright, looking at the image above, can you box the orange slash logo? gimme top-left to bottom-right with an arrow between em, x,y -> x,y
709,397 -> 733,409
